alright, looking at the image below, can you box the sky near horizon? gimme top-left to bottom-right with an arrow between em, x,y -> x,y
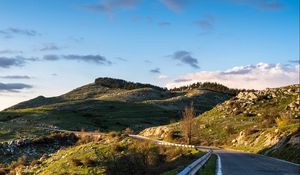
0,0 -> 299,110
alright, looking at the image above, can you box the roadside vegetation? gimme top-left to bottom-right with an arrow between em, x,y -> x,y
141,84 -> 300,163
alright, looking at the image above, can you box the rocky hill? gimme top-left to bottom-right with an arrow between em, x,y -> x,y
140,84 -> 300,163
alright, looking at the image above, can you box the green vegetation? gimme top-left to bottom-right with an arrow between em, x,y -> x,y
142,84 -> 300,163
0,100 -> 179,132
161,151 -> 205,175
95,77 -> 165,91
1,78 -> 232,134
198,154 -> 217,175
170,82 -> 243,95
25,136 -> 202,175
0,122 -> 50,142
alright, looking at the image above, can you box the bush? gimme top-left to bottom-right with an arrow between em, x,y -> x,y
123,128 -> 134,135
108,131 -> 121,138
71,158 -> 83,166
275,116 -> 291,127
224,125 -> 235,135
112,144 -> 125,152
261,113 -> 278,128
82,157 -> 97,167
0,168 -> 8,175
245,128 -> 259,135
30,159 -> 40,167
166,130 -> 182,140
9,156 -> 27,169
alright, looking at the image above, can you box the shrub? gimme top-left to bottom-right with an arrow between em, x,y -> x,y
71,158 -> 83,166
0,168 -> 8,175
123,128 -> 134,135
30,159 -> 40,167
261,113 -> 278,128
82,157 -> 97,167
224,125 -> 235,135
108,131 -> 121,138
166,130 -> 182,140
275,116 -> 291,128
9,156 -> 27,169
112,144 -> 125,152
245,128 -> 259,135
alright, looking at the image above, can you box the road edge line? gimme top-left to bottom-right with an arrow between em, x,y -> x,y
215,154 -> 222,175
256,154 -> 300,167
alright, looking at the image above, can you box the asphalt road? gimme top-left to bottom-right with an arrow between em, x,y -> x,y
215,149 -> 300,175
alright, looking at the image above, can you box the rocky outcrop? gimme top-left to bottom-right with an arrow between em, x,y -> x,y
0,133 -> 78,164
139,125 -> 177,139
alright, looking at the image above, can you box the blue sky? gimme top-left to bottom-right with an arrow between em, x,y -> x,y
0,0 -> 299,110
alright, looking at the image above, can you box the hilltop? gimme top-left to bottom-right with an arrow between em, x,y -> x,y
140,84 -> 300,163
0,78 -> 234,136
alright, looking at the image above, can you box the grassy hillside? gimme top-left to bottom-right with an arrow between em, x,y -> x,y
0,78 -> 233,136
1,133 -> 204,175
140,84 -> 300,163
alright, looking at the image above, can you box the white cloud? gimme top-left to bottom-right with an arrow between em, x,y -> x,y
166,62 -> 299,90
158,75 -> 169,80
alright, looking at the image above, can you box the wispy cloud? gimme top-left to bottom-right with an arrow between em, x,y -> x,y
39,43 -> 64,51
174,78 -> 191,82
158,21 -> 172,27
166,63 -> 299,90
115,57 -> 127,62
68,36 -> 84,43
0,27 -> 40,38
0,49 -> 23,54
0,56 -> 25,68
289,59 -> 299,64
194,15 -> 215,32
0,56 -> 38,68
84,0 -> 140,14
131,15 -> 153,23
159,0 -> 188,12
150,68 -> 161,73
43,54 -> 112,65
158,75 -> 169,79
170,50 -> 200,69
229,0 -> 285,10
0,82 -> 32,92
144,60 -> 152,63
0,75 -> 31,79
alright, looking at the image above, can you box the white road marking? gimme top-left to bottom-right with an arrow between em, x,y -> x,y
216,154 -> 222,175
257,154 -> 300,167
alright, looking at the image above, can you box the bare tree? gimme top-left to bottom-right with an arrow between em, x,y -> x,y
180,103 -> 196,145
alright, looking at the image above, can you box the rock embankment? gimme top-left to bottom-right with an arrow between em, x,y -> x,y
0,133 -> 78,164
219,84 -> 300,118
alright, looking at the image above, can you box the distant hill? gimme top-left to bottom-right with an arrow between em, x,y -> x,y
0,77 -> 233,132
140,84 -> 300,163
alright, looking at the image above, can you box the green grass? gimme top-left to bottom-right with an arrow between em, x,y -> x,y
0,122 -> 50,142
30,142 -> 107,175
151,84 -> 300,163
198,154 -> 217,175
0,100 -> 180,132
26,138 -> 206,175
161,151 -> 206,175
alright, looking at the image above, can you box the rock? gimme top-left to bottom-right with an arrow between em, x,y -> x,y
199,124 -> 206,129
288,135 -> 300,145
140,125 -> 172,139
264,133 -> 279,147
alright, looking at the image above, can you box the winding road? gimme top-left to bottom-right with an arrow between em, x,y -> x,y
129,134 -> 300,175
38,127 -> 300,175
